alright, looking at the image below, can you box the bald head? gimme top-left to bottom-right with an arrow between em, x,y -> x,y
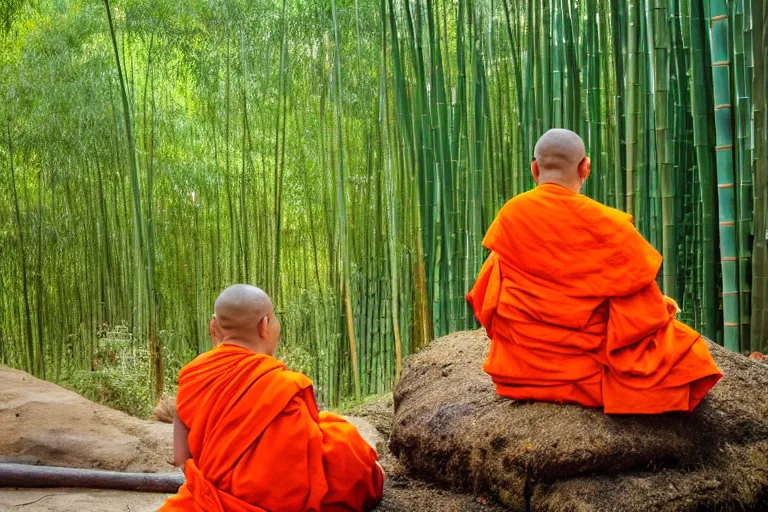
213,284 -> 280,354
532,129 -> 590,192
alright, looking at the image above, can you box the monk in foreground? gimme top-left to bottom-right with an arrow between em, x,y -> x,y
467,129 -> 722,414
161,284 -> 384,511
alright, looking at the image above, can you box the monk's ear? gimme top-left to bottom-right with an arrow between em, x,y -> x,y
578,156 -> 591,180
531,158 -> 540,184
209,318 -> 219,347
257,315 -> 269,339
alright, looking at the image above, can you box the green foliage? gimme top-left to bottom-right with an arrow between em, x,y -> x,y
60,326 -> 161,418
0,0 -> 766,414
58,322 -> 321,417
334,391 -> 390,415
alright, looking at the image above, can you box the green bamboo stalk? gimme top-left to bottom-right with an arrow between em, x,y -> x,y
649,0 -> 676,298
240,33 -> 251,283
143,40 -> 161,399
541,0 -> 552,130
524,0 -> 537,155
551,0 -> 564,128
687,0 -> 718,340
708,0 -> 741,351
500,0 -> 526,177
103,0 -> 162,397
379,0 -> 403,379
625,0 -> 640,217
732,0 -> 752,350
330,0 -> 361,400
425,0 -> 456,333
750,0 -> 767,352
224,26 -> 236,285
273,0 -> 287,303
585,0 -> 600,200
6,122 -> 35,376
565,0 -> 581,132
35,168 -> 45,378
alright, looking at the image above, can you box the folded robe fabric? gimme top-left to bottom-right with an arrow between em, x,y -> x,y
160,344 -> 384,512
467,183 -> 723,414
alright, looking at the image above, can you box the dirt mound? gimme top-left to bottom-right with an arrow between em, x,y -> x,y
0,366 -> 174,472
390,330 -> 768,511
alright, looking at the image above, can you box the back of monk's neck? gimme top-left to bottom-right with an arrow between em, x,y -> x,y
538,181 -> 577,193
218,341 -> 274,357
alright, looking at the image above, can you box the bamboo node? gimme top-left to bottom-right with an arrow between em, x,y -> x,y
711,61 -> 731,67
715,144 -> 734,150
710,14 -> 728,22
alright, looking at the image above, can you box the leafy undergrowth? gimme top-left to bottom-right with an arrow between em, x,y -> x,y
59,325 -> 187,418
335,392 -> 393,414
57,325 -> 326,419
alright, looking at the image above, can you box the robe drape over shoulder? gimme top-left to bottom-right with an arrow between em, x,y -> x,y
467,183 -> 722,414
160,344 -> 384,512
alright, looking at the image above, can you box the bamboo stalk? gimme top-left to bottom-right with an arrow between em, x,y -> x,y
330,0 -> 361,400
750,0 -> 767,353
103,0 -> 162,397
708,0 -> 741,351
649,0 -> 676,299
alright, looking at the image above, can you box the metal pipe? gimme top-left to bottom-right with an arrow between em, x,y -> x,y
0,463 -> 184,493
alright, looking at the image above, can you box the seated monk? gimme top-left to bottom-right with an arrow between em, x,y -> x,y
467,129 -> 723,414
161,284 -> 384,511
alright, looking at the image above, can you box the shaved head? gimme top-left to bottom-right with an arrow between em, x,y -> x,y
212,284 -> 280,355
534,129 -> 586,174
532,129 -> 590,193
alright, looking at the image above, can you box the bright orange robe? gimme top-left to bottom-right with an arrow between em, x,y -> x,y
467,183 -> 722,414
160,344 -> 384,512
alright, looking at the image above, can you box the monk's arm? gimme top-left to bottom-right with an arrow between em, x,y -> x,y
467,251 -> 501,330
173,412 -> 192,469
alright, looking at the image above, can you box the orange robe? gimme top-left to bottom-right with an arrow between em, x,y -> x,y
467,183 -> 722,414
160,344 -> 384,512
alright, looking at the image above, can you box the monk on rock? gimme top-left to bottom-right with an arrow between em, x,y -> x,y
467,129 -> 723,414
161,284 -> 384,512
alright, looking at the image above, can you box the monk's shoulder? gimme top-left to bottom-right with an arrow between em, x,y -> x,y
178,349 -> 217,380
269,368 -> 319,417
497,188 -> 537,214
498,188 -> 630,225
271,366 -> 314,391
488,189 -> 538,233
575,194 -> 633,229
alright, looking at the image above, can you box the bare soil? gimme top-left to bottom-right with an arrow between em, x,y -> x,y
0,367 -> 174,473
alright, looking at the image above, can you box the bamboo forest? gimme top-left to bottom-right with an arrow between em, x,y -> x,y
0,0 -> 766,413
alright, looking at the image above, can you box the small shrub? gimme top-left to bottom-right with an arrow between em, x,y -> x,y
63,325 -> 183,418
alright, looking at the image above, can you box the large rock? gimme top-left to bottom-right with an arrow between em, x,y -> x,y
0,367 -> 174,472
390,330 -> 768,511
